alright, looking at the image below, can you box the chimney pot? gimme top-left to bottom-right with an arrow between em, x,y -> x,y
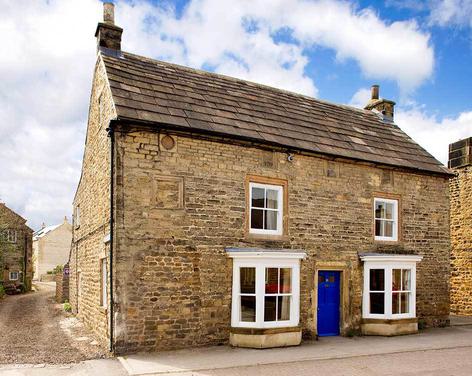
364,84 -> 395,122
103,2 -> 115,24
95,2 -> 123,52
371,85 -> 379,100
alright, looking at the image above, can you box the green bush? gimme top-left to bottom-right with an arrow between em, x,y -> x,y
63,300 -> 72,312
53,265 -> 64,274
46,270 -> 53,275
0,285 -> 5,299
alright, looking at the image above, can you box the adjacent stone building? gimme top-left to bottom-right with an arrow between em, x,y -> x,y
70,3 -> 452,354
0,203 -> 33,293
449,137 -> 472,315
33,217 -> 72,281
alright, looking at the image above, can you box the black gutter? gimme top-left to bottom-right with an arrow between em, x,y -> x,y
106,123 -> 115,353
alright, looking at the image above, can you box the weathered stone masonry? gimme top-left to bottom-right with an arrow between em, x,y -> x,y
112,127 -> 450,353
71,3 -> 452,353
449,137 -> 472,316
69,57 -> 115,346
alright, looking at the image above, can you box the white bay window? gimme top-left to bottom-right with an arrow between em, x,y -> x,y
361,254 -> 422,320
228,249 -> 305,329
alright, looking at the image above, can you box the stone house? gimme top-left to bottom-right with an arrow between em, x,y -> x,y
449,137 -> 472,316
33,217 -> 72,281
0,203 -> 33,292
70,3 -> 452,354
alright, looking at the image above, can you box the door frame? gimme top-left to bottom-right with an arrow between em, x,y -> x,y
313,262 -> 350,337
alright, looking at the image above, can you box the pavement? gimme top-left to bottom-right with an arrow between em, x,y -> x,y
1,324 -> 472,375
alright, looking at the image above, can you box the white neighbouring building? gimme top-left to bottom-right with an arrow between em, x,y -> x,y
33,217 -> 72,281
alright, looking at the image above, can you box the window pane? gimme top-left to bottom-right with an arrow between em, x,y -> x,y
392,292 -> 400,314
278,296 -> 291,320
370,269 -> 384,291
375,219 -> 382,236
240,267 -> 255,294
384,221 -> 394,237
265,268 -> 278,293
402,270 -> 411,290
264,296 -> 277,321
375,202 -> 385,219
252,187 -> 265,208
241,296 -> 256,322
370,292 -> 385,314
392,269 -> 401,291
385,203 -> 394,219
266,189 -> 278,209
265,210 -> 277,230
280,268 -> 292,293
401,292 -> 410,314
251,208 -> 264,229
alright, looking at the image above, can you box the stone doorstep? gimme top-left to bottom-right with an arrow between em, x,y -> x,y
117,326 -> 472,376
449,315 -> 472,327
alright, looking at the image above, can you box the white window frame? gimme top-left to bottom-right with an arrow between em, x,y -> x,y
228,250 -> 305,329
100,258 -> 107,308
9,271 -> 19,281
360,254 -> 422,320
374,197 -> 398,241
249,182 -> 283,236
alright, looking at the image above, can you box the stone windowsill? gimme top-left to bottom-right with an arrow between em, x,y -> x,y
244,233 -> 290,243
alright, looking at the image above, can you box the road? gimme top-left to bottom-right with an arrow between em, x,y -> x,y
178,347 -> 472,376
0,283 -> 107,364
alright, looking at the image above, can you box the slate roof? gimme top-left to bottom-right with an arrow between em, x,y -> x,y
101,50 -> 450,176
33,224 -> 61,240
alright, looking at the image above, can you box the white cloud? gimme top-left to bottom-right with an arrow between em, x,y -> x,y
0,0 -> 100,229
349,87 -> 372,108
0,0 -> 448,229
395,108 -> 472,164
115,0 -> 434,94
429,0 -> 472,28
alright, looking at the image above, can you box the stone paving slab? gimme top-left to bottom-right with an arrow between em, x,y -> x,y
118,325 -> 472,375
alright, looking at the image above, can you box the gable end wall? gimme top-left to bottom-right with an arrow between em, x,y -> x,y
69,55 -> 116,346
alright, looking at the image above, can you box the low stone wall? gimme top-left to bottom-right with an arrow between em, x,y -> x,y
40,274 -> 55,282
56,266 -> 69,303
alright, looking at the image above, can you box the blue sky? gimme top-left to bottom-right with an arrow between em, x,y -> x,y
0,0 -> 471,229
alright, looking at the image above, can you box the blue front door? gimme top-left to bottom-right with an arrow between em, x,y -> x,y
317,271 -> 341,336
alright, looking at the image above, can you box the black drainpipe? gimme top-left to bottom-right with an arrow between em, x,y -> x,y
107,122 -> 115,353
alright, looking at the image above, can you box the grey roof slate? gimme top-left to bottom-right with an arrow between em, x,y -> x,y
101,50 -> 451,176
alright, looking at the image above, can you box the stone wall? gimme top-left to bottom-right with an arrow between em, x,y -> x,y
69,54 -> 115,347
112,127 -> 450,354
56,264 -> 70,303
0,204 -> 33,292
450,165 -> 472,315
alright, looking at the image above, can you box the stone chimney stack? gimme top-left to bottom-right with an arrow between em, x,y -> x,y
448,137 -> 472,169
95,2 -> 123,52
364,85 -> 396,121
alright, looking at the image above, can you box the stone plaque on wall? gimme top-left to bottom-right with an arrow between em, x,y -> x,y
152,176 -> 184,209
